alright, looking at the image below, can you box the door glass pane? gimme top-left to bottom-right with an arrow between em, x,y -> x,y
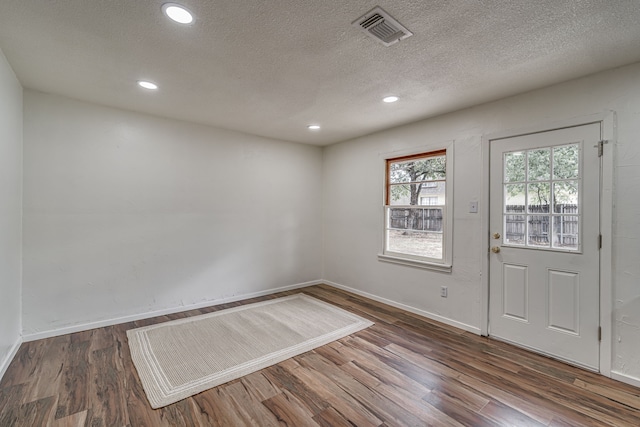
553,144 -> 579,179
553,181 -> 579,213
504,151 -> 525,182
504,214 -> 525,245
552,216 -> 579,250
528,215 -> 550,247
528,148 -> 551,181
505,184 -> 525,213
528,182 -> 550,213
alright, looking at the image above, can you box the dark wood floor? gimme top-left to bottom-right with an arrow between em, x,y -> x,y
1,284 -> 639,426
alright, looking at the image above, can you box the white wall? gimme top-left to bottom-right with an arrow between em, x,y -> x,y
23,91 -> 323,337
0,48 -> 23,377
323,62 -> 640,385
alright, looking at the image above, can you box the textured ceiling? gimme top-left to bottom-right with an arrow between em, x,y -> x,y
1,1 -> 640,145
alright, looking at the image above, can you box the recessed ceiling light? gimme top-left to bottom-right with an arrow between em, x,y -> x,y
383,96 -> 399,103
138,80 -> 158,90
162,3 -> 194,24
307,125 -> 321,130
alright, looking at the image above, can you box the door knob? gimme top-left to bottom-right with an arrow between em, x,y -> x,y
491,246 -> 501,253
493,232 -> 501,239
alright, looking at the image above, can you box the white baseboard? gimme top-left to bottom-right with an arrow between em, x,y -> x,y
323,280 -> 481,335
0,336 -> 23,382
611,371 -> 640,389
23,280 -> 322,342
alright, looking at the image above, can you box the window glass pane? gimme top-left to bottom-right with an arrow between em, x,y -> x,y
505,184 -> 525,213
552,216 -> 579,250
527,182 -> 550,213
389,163 -> 413,183
389,184 -> 421,205
504,214 -> 525,245
420,182 -> 445,204
389,156 -> 446,184
553,144 -> 579,179
387,230 -> 443,259
504,151 -> 525,182
420,196 -> 438,206
527,148 -> 551,181
553,181 -> 579,213
527,215 -> 550,247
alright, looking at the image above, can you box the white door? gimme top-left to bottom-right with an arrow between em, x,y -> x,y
489,123 -> 600,370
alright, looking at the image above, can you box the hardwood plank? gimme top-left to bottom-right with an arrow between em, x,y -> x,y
0,342 -> 47,389
312,340 -> 359,366
298,351 -> 449,427
279,354 -> 382,427
218,380 -> 281,427
190,387 -> 249,427
0,383 -> 27,426
54,340 -> 89,420
50,409 -> 87,427
239,372 -> 281,403
342,358 -> 431,401
429,377 -> 490,413
14,395 -> 57,427
341,336 -> 442,390
313,406 -> 361,427
384,341 -> 556,425
262,390 -> 318,426
515,366 -> 640,426
23,335 -> 70,402
262,362 -> 329,416
479,400 -> 546,426
84,345 -> 129,427
0,383 -> 25,410
422,391 -> 497,427
573,377 -> 640,410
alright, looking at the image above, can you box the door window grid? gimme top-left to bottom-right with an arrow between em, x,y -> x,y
502,143 -> 581,251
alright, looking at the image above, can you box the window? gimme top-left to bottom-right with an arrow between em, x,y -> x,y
382,148 -> 451,269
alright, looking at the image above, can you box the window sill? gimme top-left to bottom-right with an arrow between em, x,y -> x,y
377,254 -> 452,273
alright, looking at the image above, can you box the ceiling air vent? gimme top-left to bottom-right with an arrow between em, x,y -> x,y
352,6 -> 413,47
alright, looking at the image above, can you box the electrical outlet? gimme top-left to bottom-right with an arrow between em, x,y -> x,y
440,286 -> 448,298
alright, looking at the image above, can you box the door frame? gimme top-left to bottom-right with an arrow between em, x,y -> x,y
480,112 -> 615,376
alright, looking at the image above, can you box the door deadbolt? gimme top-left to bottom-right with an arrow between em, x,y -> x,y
493,232 -> 501,239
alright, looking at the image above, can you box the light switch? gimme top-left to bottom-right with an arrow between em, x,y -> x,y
469,201 -> 478,213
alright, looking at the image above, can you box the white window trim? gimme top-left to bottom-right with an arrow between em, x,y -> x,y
378,141 -> 454,272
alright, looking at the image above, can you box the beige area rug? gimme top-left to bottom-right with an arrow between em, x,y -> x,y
127,293 -> 373,408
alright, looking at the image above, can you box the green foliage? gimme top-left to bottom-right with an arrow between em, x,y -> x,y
389,156 -> 445,204
504,144 -> 579,206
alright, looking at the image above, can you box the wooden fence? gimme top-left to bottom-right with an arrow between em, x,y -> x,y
505,204 -> 578,247
389,208 -> 443,232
